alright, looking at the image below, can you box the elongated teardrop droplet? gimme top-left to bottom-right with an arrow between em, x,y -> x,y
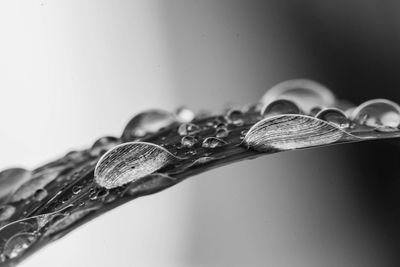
316,108 -> 350,128
95,142 -> 179,189
351,99 -> 400,130
121,110 -> 176,142
0,168 -> 31,202
3,233 -> 37,259
181,136 -> 197,148
261,79 -> 335,113
261,99 -> 301,118
202,137 -> 227,148
243,114 -> 346,151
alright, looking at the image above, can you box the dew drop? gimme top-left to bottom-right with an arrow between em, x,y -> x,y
0,168 -> 31,203
216,128 -> 229,138
176,107 -> 195,123
178,123 -> 201,136
351,99 -> 400,130
33,188 -> 48,202
261,79 -> 336,113
316,108 -> 350,128
95,142 -> 179,189
121,110 -> 176,142
181,136 -> 197,148
226,109 -> 244,126
90,136 -> 120,157
72,185 -> 82,195
0,205 -> 16,221
3,233 -> 36,259
202,137 -> 228,148
261,99 -> 301,118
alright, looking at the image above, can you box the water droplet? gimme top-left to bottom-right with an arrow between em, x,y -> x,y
0,205 -> 16,221
65,150 -> 86,162
226,109 -> 244,126
215,128 -> 229,138
0,168 -> 31,203
351,99 -> 400,130
181,136 -> 197,148
243,114 -> 347,151
178,123 -> 201,136
95,142 -> 180,189
176,107 -> 195,123
90,136 -> 120,157
202,137 -> 228,148
261,99 -> 301,118
33,188 -> 48,201
45,208 -> 97,236
121,110 -> 176,142
72,185 -> 82,195
11,167 -> 64,202
316,108 -> 350,128
261,79 -> 336,113
89,189 -> 98,200
3,233 -> 37,259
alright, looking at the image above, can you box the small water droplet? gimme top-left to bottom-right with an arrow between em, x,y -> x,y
88,188 -> 97,200
72,185 -> 82,195
3,233 -> 36,259
181,136 -> 197,148
215,128 -> 229,138
226,109 -> 244,126
33,188 -> 48,201
90,136 -> 120,157
261,99 -> 301,118
202,137 -> 228,148
351,99 -> 400,130
0,205 -> 16,221
316,108 -> 350,128
178,123 -> 201,136
176,107 -> 195,123
121,110 -> 176,141
261,79 -> 336,113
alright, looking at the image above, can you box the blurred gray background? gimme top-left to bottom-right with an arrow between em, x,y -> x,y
1,1 -> 399,266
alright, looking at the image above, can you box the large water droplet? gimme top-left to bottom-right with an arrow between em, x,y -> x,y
121,110 -> 176,142
90,136 -> 120,157
0,168 -> 31,203
215,127 -> 229,138
243,114 -> 347,151
351,99 -> 400,130
261,79 -> 336,113
45,208 -> 97,236
181,136 -> 197,148
95,142 -> 180,189
316,108 -> 350,128
202,137 -> 228,148
176,107 -> 195,123
178,123 -> 201,136
3,233 -> 37,259
0,205 -> 16,221
261,99 -> 301,118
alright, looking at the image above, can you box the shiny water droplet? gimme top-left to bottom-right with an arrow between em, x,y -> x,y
215,128 -> 229,138
95,142 -> 180,189
243,114 -> 347,151
261,99 -> 301,118
202,137 -> 228,148
181,136 -> 197,148
0,205 -> 16,221
72,185 -> 82,195
226,109 -> 244,126
178,123 -> 201,136
261,79 -> 335,113
351,99 -> 400,130
0,168 -> 31,203
316,108 -> 350,128
90,136 -> 120,157
33,188 -> 48,202
176,107 -> 195,123
121,110 -> 176,141
3,233 -> 36,259
45,208 -> 97,236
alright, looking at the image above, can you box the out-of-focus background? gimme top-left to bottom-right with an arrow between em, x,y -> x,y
1,1 -> 400,266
